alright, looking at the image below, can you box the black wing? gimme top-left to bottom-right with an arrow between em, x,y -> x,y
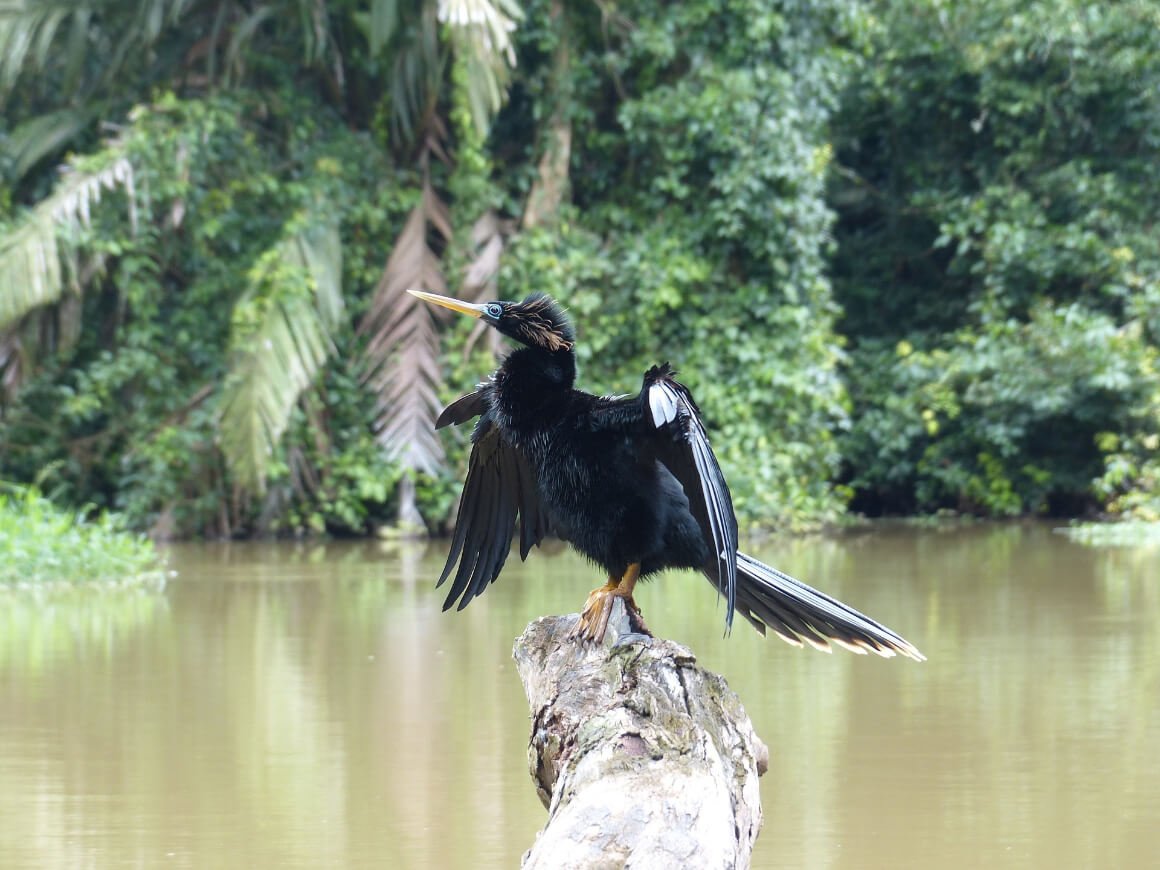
591,363 -> 740,627
643,364 -> 740,627
589,368 -> 924,658
435,399 -> 550,612
436,387 -> 487,429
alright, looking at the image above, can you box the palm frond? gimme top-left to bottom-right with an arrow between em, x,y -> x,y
439,0 -> 523,134
367,0 -> 401,54
462,209 -> 509,290
4,106 -> 98,181
438,0 -> 522,64
223,5 -> 276,85
0,0 -> 193,101
359,178 -> 451,477
385,3 -> 442,146
521,0 -> 570,228
292,0 -> 330,65
218,219 -> 344,493
460,209 -> 512,358
0,2 -> 67,95
0,328 -> 24,399
0,152 -> 135,331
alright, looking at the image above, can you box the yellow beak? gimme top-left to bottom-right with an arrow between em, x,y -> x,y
407,289 -> 487,319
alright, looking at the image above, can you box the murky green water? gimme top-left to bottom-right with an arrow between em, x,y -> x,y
1,524 -> 1157,868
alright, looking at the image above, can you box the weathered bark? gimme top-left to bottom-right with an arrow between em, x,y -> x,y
513,600 -> 769,869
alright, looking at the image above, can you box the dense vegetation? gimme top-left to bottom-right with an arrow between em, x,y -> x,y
831,0 -> 1160,520
1,0 -> 1156,538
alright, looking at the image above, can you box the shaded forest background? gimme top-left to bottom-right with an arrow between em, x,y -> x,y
0,0 -> 1156,538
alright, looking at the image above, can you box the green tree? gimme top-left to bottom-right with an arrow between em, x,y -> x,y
0,0 -> 521,535
831,0 -> 1160,517
490,0 -> 863,528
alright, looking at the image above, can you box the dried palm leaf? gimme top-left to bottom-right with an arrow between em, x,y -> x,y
359,176 -> 452,479
460,209 -> 513,359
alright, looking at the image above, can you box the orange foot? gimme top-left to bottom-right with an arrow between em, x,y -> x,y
570,563 -> 652,644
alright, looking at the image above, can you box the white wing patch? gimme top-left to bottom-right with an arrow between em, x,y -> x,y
647,382 -> 680,426
643,369 -> 739,627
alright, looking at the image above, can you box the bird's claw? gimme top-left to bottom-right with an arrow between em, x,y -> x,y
570,583 -> 652,645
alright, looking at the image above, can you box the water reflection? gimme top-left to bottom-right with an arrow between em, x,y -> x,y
0,525 -> 1156,869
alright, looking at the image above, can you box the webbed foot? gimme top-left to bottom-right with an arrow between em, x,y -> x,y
570,563 -> 652,644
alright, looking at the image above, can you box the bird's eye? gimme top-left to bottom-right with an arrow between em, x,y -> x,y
485,303 -> 503,319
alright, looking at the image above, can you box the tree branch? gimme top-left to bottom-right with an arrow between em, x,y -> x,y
513,600 -> 768,869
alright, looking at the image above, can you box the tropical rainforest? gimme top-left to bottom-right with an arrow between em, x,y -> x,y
1,0 -> 1157,538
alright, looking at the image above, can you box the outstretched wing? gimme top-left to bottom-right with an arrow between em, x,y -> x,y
435,399 -> 550,611
590,363 -> 740,627
642,364 -> 740,627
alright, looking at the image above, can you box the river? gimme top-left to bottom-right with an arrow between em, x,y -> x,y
1,523 -> 1156,868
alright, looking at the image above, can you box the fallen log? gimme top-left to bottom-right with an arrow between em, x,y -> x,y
513,599 -> 769,869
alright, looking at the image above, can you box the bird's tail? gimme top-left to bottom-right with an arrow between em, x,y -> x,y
730,551 -> 925,661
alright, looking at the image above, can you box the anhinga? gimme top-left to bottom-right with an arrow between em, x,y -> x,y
410,289 -> 924,661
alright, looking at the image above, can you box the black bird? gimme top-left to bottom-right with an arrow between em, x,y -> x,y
410,288 -> 924,660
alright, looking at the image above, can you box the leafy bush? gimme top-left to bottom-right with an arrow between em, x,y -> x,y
843,305 -> 1158,515
0,483 -> 164,586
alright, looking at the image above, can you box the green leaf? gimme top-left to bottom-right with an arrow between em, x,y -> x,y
0,148 -> 135,331
5,106 -> 97,182
218,219 -> 344,493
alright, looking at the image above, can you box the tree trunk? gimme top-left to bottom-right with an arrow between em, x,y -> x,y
513,600 -> 769,869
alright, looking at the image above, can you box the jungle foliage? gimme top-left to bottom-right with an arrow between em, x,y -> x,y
831,0 -> 1160,519
0,0 -> 1156,537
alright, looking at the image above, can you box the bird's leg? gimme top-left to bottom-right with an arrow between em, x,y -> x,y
571,562 -> 651,644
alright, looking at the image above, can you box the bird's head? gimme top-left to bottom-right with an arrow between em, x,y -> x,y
408,289 -> 575,353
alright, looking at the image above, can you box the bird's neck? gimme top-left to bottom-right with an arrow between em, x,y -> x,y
494,347 -> 576,429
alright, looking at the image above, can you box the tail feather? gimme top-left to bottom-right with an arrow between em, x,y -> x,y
729,552 -> 925,662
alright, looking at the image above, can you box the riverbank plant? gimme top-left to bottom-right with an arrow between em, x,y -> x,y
0,484 -> 165,586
